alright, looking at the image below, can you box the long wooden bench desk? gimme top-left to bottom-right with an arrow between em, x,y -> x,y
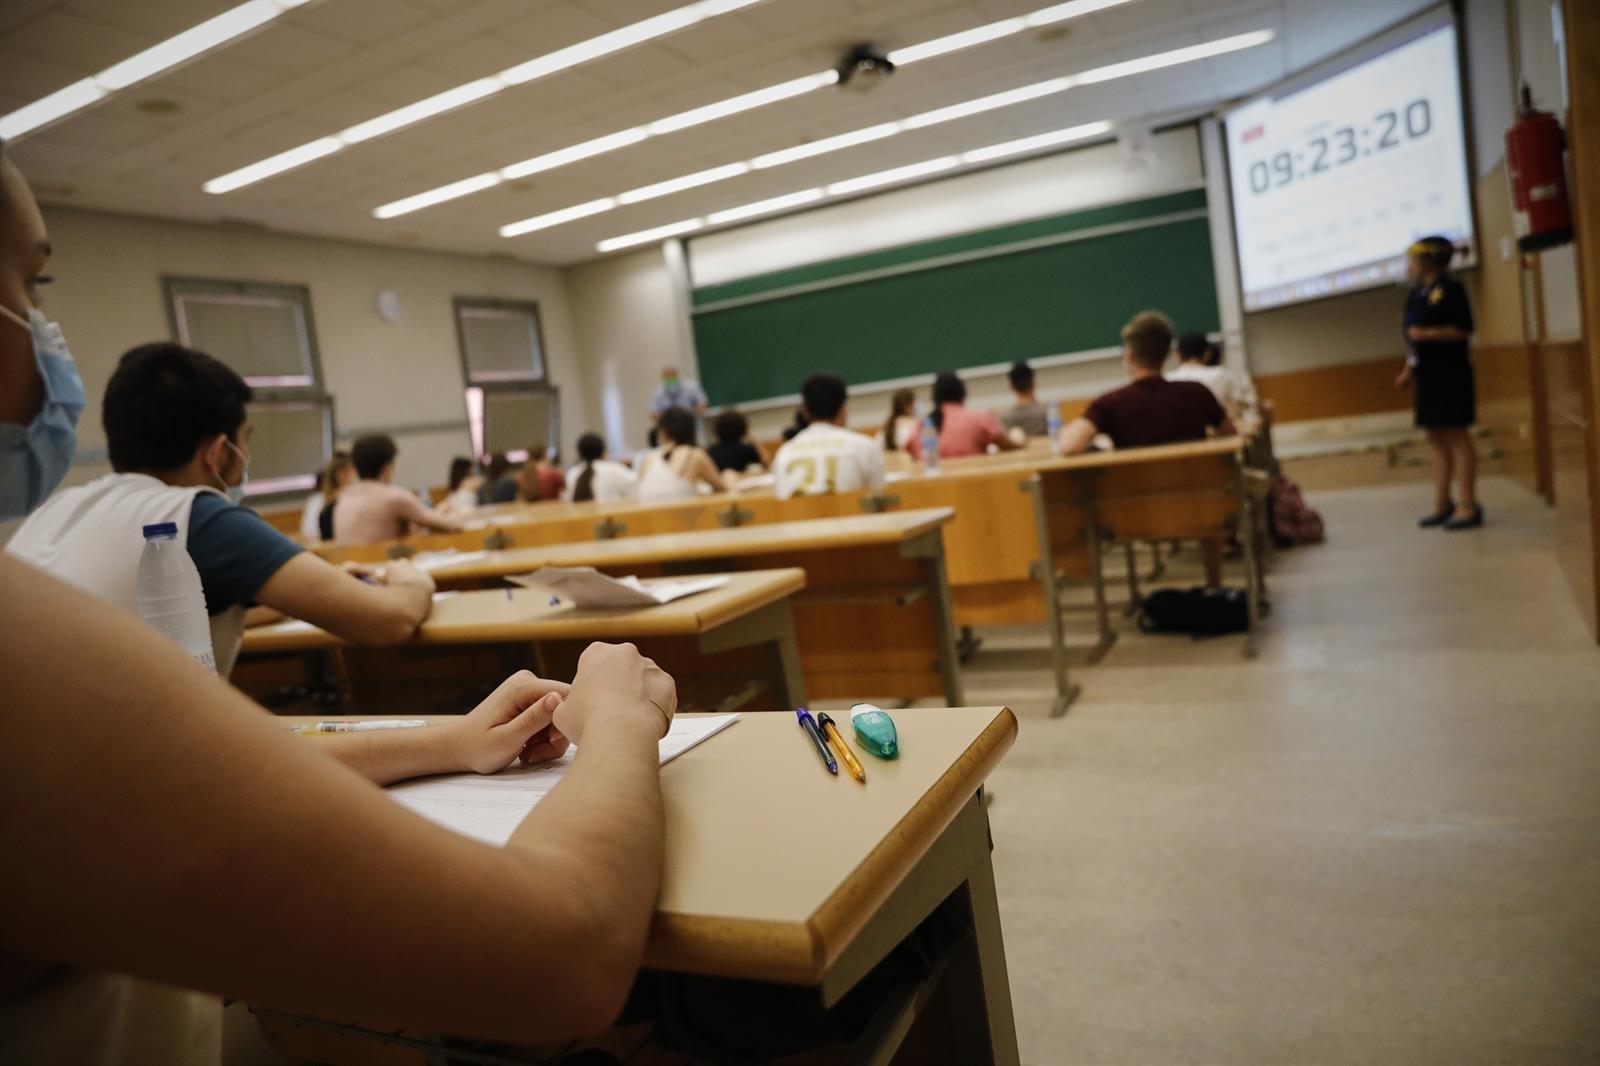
418,508 -> 963,706
253,705 -> 1021,1066
237,568 -> 807,715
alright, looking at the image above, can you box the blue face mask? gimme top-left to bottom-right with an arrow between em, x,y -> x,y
213,438 -> 250,506
0,304 -> 85,521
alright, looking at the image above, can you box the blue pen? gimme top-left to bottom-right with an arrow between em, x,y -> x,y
796,708 -> 837,775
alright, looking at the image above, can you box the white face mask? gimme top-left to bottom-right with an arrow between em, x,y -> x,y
213,438 -> 249,505
0,303 -> 86,520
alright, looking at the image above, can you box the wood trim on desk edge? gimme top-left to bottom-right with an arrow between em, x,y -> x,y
641,707 -> 1019,983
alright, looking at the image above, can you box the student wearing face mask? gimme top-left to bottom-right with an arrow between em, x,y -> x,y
8,342 -> 436,676
0,137 -> 682,1065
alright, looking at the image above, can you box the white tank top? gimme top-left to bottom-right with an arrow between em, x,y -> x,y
6,473 -> 248,676
636,446 -> 698,502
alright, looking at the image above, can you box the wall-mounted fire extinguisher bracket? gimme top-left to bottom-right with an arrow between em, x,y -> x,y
1506,82 -> 1574,253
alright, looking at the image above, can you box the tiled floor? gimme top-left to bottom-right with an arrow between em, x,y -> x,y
978,476 -> 1600,1064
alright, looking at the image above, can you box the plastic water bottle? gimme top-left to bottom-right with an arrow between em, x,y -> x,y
920,416 -> 941,474
136,522 -> 217,673
1047,406 -> 1063,455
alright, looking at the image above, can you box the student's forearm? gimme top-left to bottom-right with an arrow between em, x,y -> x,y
507,713 -> 665,970
316,724 -> 466,786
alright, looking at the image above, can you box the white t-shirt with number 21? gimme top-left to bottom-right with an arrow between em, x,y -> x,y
773,423 -> 886,500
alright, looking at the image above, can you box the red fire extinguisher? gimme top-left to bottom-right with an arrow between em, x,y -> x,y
1505,83 -> 1573,252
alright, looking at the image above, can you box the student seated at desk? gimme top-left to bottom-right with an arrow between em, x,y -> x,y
517,444 -> 566,502
566,432 -> 638,503
0,141 -> 680,1065
298,450 -> 348,541
1169,331 -> 1257,423
773,373 -> 886,499
334,434 -> 464,545
907,370 -> 1021,460
438,455 -> 483,515
478,452 -> 519,505
6,344 -> 437,676
1000,360 -> 1051,438
881,387 -> 919,452
1059,312 -> 1235,586
706,410 -> 764,474
636,406 -> 728,502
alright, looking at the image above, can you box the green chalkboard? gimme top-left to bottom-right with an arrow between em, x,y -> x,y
690,190 -> 1220,407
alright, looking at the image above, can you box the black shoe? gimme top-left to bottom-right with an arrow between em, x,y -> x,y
1419,502 -> 1455,528
1444,505 -> 1484,531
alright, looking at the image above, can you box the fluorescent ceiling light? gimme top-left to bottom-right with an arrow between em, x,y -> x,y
960,120 -> 1112,163
376,0 -> 1140,219
890,0 -> 1137,66
750,123 -> 902,169
203,137 -> 344,195
342,79 -> 504,145
617,163 -> 751,205
595,118 -> 1115,253
647,71 -> 838,135
0,80 -> 107,141
205,0 -> 758,195
596,219 -> 704,253
500,129 -> 650,180
707,188 -> 825,224
0,0 -> 304,140
372,172 -> 502,220
902,78 -> 1075,129
1076,29 -> 1276,84
828,157 -> 960,196
500,198 -> 618,238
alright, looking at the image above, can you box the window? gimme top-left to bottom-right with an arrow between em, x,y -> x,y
455,298 -> 546,385
165,278 -> 323,393
165,277 -> 332,498
456,298 -> 557,461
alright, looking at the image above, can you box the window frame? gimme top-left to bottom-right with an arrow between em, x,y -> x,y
452,296 -> 548,387
162,276 -> 327,399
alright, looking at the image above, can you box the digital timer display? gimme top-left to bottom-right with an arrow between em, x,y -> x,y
1225,15 -> 1475,311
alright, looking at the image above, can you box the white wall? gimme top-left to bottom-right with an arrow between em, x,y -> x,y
33,207 -> 582,494
687,129 -> 1203,289
563,244 -> 694,457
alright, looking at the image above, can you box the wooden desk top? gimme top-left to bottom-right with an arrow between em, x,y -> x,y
427,507 -> 954,582
241,568 -> 805,653
286,706 -> 1017,985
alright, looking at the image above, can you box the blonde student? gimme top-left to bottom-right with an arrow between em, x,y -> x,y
0,136 -> 681,1064
773,374 -> 886,500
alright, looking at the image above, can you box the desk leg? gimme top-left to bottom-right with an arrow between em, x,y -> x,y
1026,482 -> 1081,717
942,798 -> 1021,1066
698,598 -> 807,709
1085,523 -> 1116,665
903,530 -> 965,707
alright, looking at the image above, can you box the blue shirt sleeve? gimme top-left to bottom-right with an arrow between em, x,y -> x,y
187,493 -> 305,615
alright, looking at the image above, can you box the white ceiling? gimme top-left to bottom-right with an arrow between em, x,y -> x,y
1,0 -> 1433,266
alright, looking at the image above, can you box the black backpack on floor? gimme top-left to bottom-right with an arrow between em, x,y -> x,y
1137,587 -> 1251,637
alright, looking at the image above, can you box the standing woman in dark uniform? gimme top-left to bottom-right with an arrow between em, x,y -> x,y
1396,236 -> 1481,529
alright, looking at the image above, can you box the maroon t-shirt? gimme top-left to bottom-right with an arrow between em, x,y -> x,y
1084,377 -> 1227,449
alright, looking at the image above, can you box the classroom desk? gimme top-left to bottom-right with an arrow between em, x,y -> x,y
421,508 -> 963,706
238,569 -> 808,714
254,705 -> 1021,1066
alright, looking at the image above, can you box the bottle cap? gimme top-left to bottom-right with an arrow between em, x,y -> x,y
142,522 -> 179,538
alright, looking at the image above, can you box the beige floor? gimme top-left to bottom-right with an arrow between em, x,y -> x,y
978,475 -> 1600,1065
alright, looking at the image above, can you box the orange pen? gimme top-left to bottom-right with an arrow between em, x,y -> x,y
815,713 -> 866,784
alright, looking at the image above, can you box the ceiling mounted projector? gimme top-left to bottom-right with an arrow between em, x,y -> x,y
837,44 -> 895,92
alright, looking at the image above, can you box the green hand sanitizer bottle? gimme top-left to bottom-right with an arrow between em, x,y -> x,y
849,703 -> 899,760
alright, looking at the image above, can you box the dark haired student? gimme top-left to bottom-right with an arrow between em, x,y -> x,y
335,432 -> 463,544
7,343 -> 437,675
706,410 -> 764,473
1396,236 -> 1481,530
565,432 -> 638,503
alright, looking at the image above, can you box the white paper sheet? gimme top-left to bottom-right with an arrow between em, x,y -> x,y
506,567 -> 728,608
410,549 -> 491,573
387,714 -> 739,846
